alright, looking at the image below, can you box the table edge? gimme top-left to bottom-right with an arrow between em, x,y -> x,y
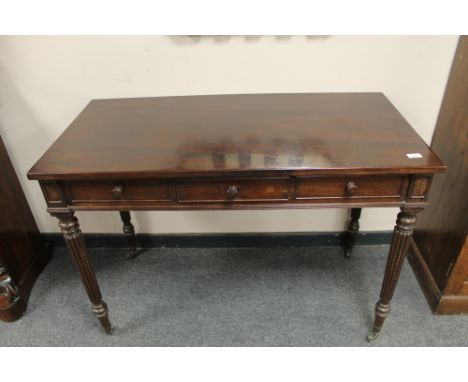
27,165 -> 447,181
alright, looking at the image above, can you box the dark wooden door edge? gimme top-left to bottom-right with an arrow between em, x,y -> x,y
0,243 -> 53,323
409,37 -> 468,315
43,231 -> 394,249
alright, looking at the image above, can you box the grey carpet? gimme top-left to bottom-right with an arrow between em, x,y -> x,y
1,245 -> 467,346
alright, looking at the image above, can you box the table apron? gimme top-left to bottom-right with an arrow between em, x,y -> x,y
39,174 -> 432,212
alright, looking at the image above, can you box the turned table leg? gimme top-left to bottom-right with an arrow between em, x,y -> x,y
367,208 -> 418,342
56,212 -> 112,334
119,211 -> 138,259
344,208 -> 362,258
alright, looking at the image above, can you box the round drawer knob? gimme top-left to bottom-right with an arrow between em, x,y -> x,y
112,185 -> 123,198
345,181 -> 358,196
226,185 -> 239,199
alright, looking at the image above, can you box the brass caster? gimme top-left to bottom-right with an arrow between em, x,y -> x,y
366,331 -> 380,343
104,325 -> 114,335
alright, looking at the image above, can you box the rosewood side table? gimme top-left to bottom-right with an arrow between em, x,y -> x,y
27,93 -> 445,341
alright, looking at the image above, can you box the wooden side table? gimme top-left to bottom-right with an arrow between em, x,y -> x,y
27,93 -> 445,340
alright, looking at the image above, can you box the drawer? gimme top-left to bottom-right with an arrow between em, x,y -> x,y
177,178 -> 290,203
66,180 -> 173,203
296,176 -> 406,200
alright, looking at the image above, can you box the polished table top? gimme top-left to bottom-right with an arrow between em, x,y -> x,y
28,93 -> 445,181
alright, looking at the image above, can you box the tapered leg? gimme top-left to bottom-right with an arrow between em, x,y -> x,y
56,212 -> 112,334
344,208 -> 362,258
367,209 -> 418,342
119,211 -> 138,259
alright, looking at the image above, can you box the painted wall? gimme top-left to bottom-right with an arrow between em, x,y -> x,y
0,35 -> 458,234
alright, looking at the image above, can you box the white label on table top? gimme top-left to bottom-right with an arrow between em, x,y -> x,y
406,153 -> 423,159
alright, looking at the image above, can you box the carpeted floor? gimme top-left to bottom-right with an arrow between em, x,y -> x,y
1,245 -> 467,346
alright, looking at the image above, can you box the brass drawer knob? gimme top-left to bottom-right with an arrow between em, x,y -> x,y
112,185 -> 124,198
226,185 -> 239,199
345,181 -> 358,196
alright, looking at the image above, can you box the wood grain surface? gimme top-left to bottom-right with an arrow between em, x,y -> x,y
28,93 -> 445,180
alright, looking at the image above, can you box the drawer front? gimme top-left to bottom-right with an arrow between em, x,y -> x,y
177,178 -> 290,203
66,180 -> 172,203
57,175 -> 408,209
296,176 -> 406,200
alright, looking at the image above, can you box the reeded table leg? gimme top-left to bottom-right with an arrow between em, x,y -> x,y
119,211 -> 138,259
56,212 -> 112,334
344,208 -> 362,258
367,209 -> 418,342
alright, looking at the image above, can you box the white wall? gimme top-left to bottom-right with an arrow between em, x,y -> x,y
0,35 -> 458,234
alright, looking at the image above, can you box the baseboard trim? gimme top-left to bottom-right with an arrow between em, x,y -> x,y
436,295 -> 468,314
43,231 -> 393,249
